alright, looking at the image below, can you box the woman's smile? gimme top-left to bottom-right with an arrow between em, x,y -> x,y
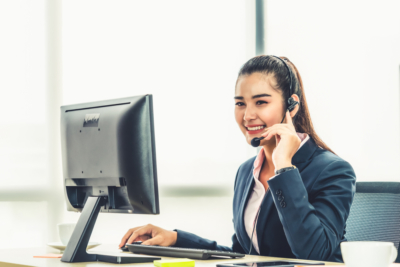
245,124 -> 266,134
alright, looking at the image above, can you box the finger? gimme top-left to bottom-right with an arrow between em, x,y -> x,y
276,133 -> 281,145
261,123 -> 291,137
142,235 -> 164,246
119,229 -> 135,248
119,226 -> 145,247
285,110 -> 294,125
261,125 -> 276,137
261,127 -> 275,137
261,129 -> 269,137
264,128 -> 287,140
125,232 -> 144,245
262,125 -> 287,138
126,225 -> 153,245
137,236 -> 151,242
263,129 -> 277,140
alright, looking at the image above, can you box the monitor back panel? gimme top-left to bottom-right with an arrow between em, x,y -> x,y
60,95 -> 159,215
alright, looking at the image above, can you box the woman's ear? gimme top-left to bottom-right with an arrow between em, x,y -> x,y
289,94 -> 300,118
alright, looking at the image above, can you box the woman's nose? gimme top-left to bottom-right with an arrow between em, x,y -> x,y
243,106 -> 257,122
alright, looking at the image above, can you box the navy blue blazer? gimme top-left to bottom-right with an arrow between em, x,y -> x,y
174,137 -> 356,262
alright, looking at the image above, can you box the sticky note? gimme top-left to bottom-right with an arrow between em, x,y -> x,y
154,258 -> 195,267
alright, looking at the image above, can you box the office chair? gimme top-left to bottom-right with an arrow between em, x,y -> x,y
344,182 -> 400,263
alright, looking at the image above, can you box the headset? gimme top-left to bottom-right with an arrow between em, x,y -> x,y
247,56 -> 299,255
250,56 -> 299,148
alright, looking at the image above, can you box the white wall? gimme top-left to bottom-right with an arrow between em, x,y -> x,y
266,0 -> 400,182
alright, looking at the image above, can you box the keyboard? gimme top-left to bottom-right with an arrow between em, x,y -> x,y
126,243 -> 245,260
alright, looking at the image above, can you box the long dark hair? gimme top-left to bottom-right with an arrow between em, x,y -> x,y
237,55 -> 335,155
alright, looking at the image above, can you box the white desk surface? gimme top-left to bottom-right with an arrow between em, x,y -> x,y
0,244 -> 342,267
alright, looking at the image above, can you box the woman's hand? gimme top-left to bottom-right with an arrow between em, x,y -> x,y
118,224 -> 178,248
261,110 -> 301,171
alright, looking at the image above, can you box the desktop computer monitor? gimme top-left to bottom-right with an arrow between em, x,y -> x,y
59,94 -> 160,263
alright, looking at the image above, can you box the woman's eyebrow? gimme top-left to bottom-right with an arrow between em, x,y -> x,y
252,94 -> 272,99
234,94 -> 272,100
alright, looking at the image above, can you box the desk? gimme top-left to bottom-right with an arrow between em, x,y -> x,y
0,244 -> 342,267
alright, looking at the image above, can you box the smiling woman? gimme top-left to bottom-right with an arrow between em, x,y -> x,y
235,56 -> 334,155
118,55 -> 356,263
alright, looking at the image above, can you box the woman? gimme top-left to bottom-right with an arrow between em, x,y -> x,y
118,55 -> 356,262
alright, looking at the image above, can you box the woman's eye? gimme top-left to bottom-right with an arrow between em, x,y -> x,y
256,101 -> 268,105
235,102 -> 245,106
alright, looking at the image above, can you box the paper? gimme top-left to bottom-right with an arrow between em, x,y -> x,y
33,254 -> 63,258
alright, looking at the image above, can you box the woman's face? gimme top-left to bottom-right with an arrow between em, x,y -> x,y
235,72 -> 285,146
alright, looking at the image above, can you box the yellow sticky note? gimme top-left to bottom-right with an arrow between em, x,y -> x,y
154,258 -> 195,267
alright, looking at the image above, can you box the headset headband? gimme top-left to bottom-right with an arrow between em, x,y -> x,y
272,56 -> 293,96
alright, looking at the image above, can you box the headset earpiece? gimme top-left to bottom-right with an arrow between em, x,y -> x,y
287,97 -> 299,112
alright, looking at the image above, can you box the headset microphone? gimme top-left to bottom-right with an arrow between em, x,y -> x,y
250,56 -> 299,148
250,137 -> 263,147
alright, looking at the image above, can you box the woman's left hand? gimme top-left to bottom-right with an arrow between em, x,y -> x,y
261,110 -> 301,171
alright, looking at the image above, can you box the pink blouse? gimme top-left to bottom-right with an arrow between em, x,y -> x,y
243,133 -> 310,254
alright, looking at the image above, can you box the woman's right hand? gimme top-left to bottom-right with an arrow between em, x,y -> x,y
118,224 -> 178,248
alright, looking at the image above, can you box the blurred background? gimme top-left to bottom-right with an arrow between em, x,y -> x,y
0,0 -> 399,250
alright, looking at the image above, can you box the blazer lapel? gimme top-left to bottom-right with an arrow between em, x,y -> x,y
292,136 -> 318,169
237,166 -> 255,253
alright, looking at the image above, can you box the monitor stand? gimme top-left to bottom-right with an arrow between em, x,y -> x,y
61,196 -> 160,263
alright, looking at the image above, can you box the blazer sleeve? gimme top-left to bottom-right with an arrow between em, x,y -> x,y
267,159 -> 356,261
172,229 -> 246,253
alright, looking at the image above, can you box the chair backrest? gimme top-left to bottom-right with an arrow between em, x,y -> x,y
345,182 -> 400,262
